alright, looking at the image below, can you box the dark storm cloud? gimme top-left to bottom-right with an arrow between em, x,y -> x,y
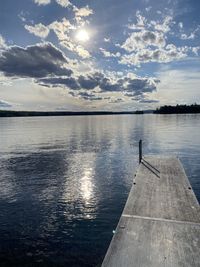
0,43 -> 72,78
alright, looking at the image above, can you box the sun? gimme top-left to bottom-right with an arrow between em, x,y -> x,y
76,29 -> 90,42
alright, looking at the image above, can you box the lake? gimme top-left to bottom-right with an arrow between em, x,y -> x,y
0,114 -> 199,267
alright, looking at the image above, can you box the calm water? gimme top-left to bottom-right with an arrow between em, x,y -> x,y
0,114 -> 199,267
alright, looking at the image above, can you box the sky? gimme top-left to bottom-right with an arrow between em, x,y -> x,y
0,0 -> 200,111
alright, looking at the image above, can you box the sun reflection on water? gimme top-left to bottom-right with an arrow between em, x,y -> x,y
81,167 -> 93,205
61,152 -> 98,220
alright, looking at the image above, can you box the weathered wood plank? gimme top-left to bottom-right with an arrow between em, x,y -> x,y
102,216 -> 200,267
124,156 -> 200,222
102,156 -> 200,267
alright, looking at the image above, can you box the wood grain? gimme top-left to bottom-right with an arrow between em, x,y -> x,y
102,156 -> 200,267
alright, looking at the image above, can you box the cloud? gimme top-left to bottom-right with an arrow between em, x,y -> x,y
128,11 -> 147,30
76,46 -> 91,58
34,0 -> 72,7
181,32 -> 195,40
0,42 -> 72,78
76,91 -> 103,101
180,25 -> 200,40
122,30 -> 166,52
49,18 -> 73,38
74,5 -> 93,25
24,18 -> 91,58
25,23 -> 50,38
192,47 -> 200,55
178,22 -> 183,29
104,38 -> 110,42
120,44 -> 188,66
74,6 -> 93,18
138,99 -> 159,103
22,16 -> 101,60
109,98 -> 124,103
0,100 -> 12,108
121,11 -> 200,66
55,0 -> 71,7
60,40 -> 91,58
34,0 -> 51,6
122,77 -> 159,96
128,12 -> 173,33
68,91 -> 103,101
0,35 -> 7,49
39,77 -> 79,89
39,70 -> 159,102
48,18 -> 73,44
151,16 -> 173,33
145,6 -> 152,12
78,74 -> 100,89
49,18 -> 91,58
100,48 -> 121,58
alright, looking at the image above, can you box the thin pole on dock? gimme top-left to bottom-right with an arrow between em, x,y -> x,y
139,140 -> 142,163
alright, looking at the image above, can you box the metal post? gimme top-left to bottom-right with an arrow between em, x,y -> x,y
139,140 -> 142,163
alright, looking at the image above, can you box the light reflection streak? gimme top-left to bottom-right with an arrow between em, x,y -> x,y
61,152 -> 98,220
81,167 -> 93,205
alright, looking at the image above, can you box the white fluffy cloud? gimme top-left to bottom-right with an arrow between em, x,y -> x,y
55,0 -> 71,7
119,11 -> 199,66
34,0 -> 71,6
128,11 -> 173,33
25,23 -> 50,38
74,5 -> 93,25
74,6 -> 93,17
75,46 -> 91,58
34,0 -> 51,5
180,25 -> 200,40
128,11 -> 146,30
49,18 -> 73,39
100,48 -> 121,58
122,30 -> 166,53
120,45 -> 188,66
151,16 -> 173,33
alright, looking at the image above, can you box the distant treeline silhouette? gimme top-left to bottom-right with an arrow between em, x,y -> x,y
0,110 -> 143,117
154,104 -> 200,114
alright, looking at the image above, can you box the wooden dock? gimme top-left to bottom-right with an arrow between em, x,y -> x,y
102,156 -> 200,267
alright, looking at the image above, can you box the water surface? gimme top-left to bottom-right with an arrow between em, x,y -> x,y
0,114 -> 199,266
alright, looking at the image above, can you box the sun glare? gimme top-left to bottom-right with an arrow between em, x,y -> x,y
76,29 -> 90,42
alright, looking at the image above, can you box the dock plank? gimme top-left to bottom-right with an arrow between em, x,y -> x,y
124,156 -> 200,223
102,156 -> 200,267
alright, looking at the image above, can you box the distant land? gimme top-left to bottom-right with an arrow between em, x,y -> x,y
154,104 -> 200,114
0,104 -> 199,117
0,110 -> 145,117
